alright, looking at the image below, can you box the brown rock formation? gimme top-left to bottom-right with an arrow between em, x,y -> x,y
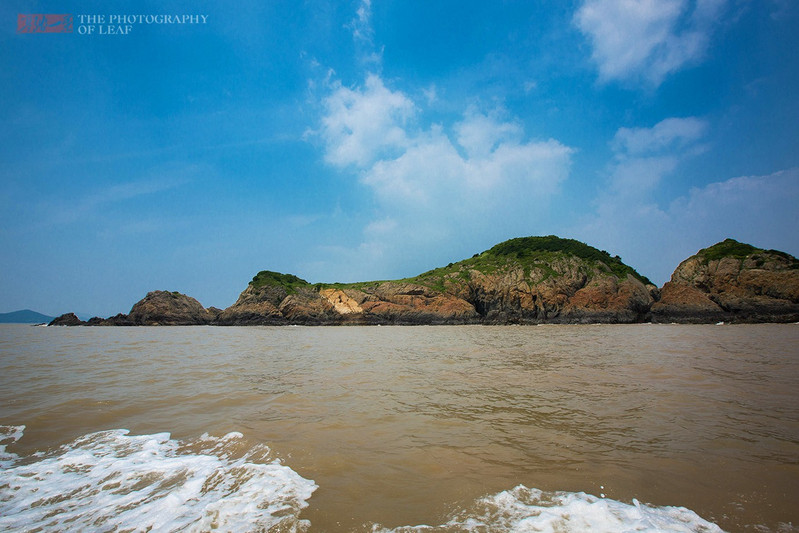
278,288 -> 341,324
319,288 -> 365,315
48,312 -> 85,326
85,313 -> 135,326
564,274 -> 653,323
127,290 -> 215,326
651,239 -> 799,323
358,282 -> 479,324
448,254 -> 652,323
214,283 -> 287,325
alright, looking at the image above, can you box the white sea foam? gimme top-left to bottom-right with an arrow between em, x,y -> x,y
0,426 -> 317,532
374,485 -> 725,533
0,424 -> 26,463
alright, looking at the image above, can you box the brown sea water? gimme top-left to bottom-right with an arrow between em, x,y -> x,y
0,323 -> 797,531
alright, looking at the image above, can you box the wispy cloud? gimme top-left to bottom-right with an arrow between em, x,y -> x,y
347,0 -> 382,65
350,0 -> 373,44
574,0 -> 727,86
33,166 -> 196,228
606,116 -> 709,197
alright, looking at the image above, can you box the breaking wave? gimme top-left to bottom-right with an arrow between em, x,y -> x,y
0,425 -> 317,532
373,485 -> 724,533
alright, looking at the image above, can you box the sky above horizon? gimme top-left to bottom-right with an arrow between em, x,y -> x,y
2,0 -> 798,317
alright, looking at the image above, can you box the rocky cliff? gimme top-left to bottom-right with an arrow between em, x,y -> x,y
215,236 -> 655,325
48,236 -> 799,326
650,239 -> 799,323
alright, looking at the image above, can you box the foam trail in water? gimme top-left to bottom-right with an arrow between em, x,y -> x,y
0,426 -> 317,532
374,485 -> 724,533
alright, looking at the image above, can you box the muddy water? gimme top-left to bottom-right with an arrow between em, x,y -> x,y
1,324 -> 797,531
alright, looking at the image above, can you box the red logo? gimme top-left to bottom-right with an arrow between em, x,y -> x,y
17,14 -> 73,33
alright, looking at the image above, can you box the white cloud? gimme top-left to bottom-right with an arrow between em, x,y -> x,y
320,74 -> 415,167
455,109 -> 523,159
670,169 -> 799,238
574,0 -> 727,85
311,74 -> 574,281
612,117 -> 708,155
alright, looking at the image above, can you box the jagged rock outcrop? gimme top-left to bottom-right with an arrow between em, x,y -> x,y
215,280 -> 290,325
357,282 -> 479,324
49,312 -> 85,326
278,288 -> 341,324
125,290 -> 215,325
85,313 -> 135,326
651,239 -> 799,323
444,254 -> 653,324
319,288 -> 364,315
563,273 -> 653,323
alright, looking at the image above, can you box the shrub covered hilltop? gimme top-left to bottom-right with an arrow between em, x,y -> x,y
51,236 -> 799,326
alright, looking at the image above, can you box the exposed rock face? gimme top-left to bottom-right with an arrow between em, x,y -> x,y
651,239 -> 799,323
217,279 -> 481,325
278,288 -> 340,324
564,274 -> 653,323
358,282 -> 479,324
448,255 -> 652,324
215,284 -> 287,325
648,284 -> 725,323
127,291 -> 216,326
319,288 -> 364,315
49,312 -> 85,326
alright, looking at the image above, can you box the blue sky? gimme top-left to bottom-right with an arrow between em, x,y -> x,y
2,0 -> 798,317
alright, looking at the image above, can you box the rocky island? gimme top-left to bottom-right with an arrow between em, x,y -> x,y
50,236 -> 799,326
650,239 -> 799,323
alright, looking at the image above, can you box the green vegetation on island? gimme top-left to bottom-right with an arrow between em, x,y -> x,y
696,238 -> 799,268
299,235 -> 654,294
404,235 -> 653,292
486,236 -> 652,284
250,270 -> 312,293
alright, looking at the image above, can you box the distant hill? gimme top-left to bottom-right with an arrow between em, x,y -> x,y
0,309 -> 56,323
